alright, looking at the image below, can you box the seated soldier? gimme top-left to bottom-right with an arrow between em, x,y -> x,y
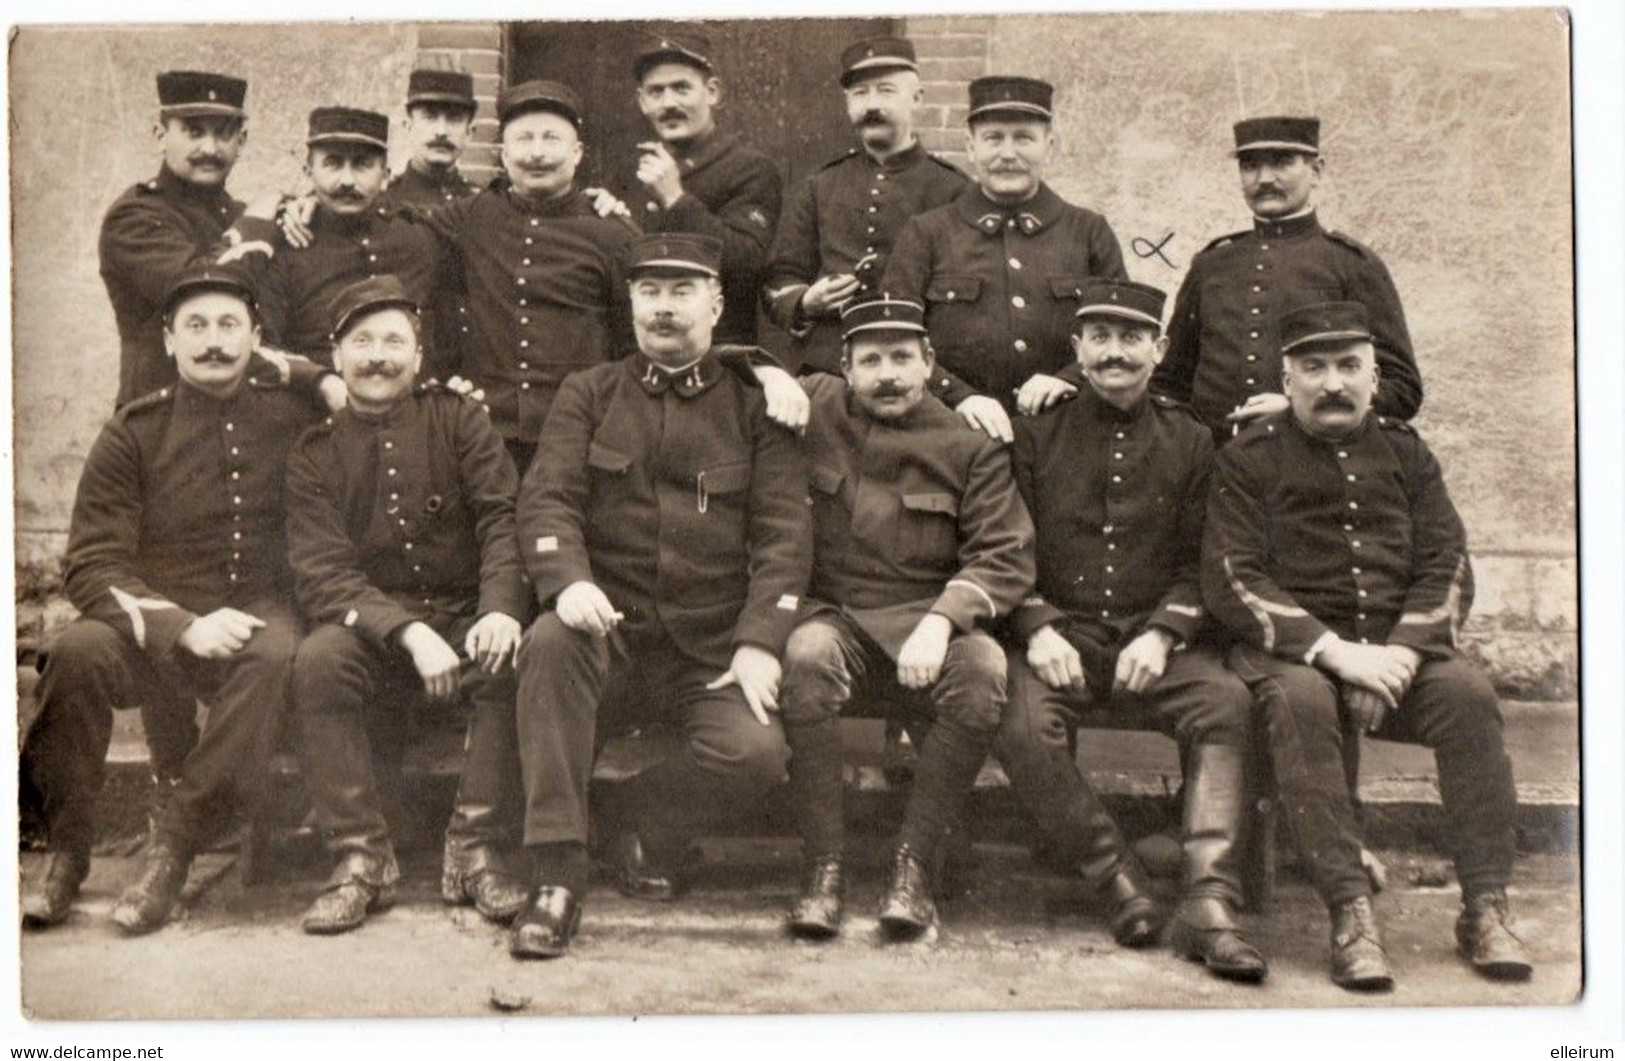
510,233 -> 811,959
22,264 -> 333,933
285,275 -> 530,934
998,279 -> 1264,979
1203,301 -> 1532,990
781,293 -> 1035,941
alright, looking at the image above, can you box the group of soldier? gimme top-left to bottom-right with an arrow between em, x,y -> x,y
18,26 -> 1535,995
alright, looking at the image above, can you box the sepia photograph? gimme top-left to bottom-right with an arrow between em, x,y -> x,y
3,0 -> 1611,1042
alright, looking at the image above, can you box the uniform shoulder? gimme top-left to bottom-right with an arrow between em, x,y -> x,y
1150,392 -> 1207,430
924,152 -> 965,178
112,386 -> 175,424
1196,229 -> 1252,256
292,411 -> 340,455
1324,228 -> 1382,260
1229,414 -> 1287,452
818,147 -> 862,172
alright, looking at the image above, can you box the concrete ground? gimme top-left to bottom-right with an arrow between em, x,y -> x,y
18,839 -> 1581,1021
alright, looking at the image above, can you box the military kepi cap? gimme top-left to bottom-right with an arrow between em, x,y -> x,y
407,69 -> 476,110
330,275 -> 420,342
162,262 -> 258,322
968,76 -> 1054,123
497,80 -> 583,128
307,107 -> 390,151
839,37 -> 918,87
840,293 -> 927,340
157,71 -> 247,119
1280,301 -> 1372,355
626,233 -> 723,278
634,26 -> 714,80
1233,115 -> 1321,156
1074,279 -> 1167,330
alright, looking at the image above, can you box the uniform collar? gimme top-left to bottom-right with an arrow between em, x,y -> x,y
1251,209 -> 1322,240
1286,407 -> 1376,447
153,163 -> 233,204
1080,382 -> 1151,423
955,182 -> 1063,236
502,181 -> 588,218
398,163 -> 472,195
633,351 -> 724,398
173,377 -> 249,412
313,203 -> 385,238
342,393 -> 421,429
671,129 -> 736,175
842,384 -> 937,428
866,138 -> 926,172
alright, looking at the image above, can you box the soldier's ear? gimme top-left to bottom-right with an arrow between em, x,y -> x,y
1150,333 -> 1169,366
705,76 -> 723,108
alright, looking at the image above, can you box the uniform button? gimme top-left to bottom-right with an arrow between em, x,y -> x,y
520,340 -> 530,348
232,495 -> 241,504
1359,637 -> 1370,645
225,422 -> 235,432
233,531 -> 242,541
1357,589 -> 1368,598
1008,258 -> 1022,269
1347,501 -> 1358,510
398,518 -> 407,526
361,238 -> 370,247
1251,285 -> 1261,293
867,206 -> 877,214
390,492 -> 400,501
1107,542 -> 1117,551
525,237 -> 534,245
866,226 -> 876,235
1103,589 -> 1113,597
1255,264 -> 1264,271
1249,331 -> 1259,339
388,468 -> 398,476
1113,452 -> 1123,460
1013,339 -> 1028,352
231,471 -> 240,480
520,382 -> 531,390
876,172 -> 886,181
519,361 -> 530,370
230,447 -> 239,456
1357,612 -> 1367,621
1338,450 -> 1349,459
1245,377 -> 1256,386
1352,567 -> 1362,575
521,316 -> 530,325
865,246 -> 875,254
1115,431 -> 1125,440
1250,308 -> 1260,316
1111,474 -> 1122,483
404,542 -> 413,551
413,565 -> 423,573
1352,540 -> 1362,549
1346,474 -> 1357,482
368,254 -> 378,263
519,299 -> 528,307
1260,243 -> 1270,251
517,278 -> 527,286
1246,355 -> 1258,363
1100,610 -> 1111,619
1343,523 -> 1354,532
1006,218 -> 1015,228
229,573 -> 237,582
530,218 -> 539,226
870,187 -> 880,196
1103,524 -> 1114,535
523,258 -> 532,266
384,441 -> 393,450
946,291 -> 956,301
646,202 -> 658,213
1011,296 -> 1026,308
1105,565 -> 1114,574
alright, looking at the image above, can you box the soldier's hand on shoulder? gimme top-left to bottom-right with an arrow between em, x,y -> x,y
897,613 -> 954,690
1114,628 -> 1177,695
242,191 -> 285,222
753,364 -> 810,433
800,273 -> 861,318
1027,623 -> 1086,693
555,581 -> 621,638
706,644 -> 783,725
317,373 -> 349,413
954,395 -> 1014,445
1014,373 -> 1078,417
1224,392 -> 1289,425
444,375 -> 488,407
582,186 -> 632,220
465,612 -> 523,674
278,194 -> 318,250
177,608 -> 267,659
398,621 -> 462,701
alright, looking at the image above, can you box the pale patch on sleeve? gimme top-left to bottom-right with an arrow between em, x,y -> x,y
343,609 -> 359,628
776,594 -> 799,611
946,579 -> 997,617
108,585 -> 179,650
1165,604 -> 1203,618
535,536 -> 559,553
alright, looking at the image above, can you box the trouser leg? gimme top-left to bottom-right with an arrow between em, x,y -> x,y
995,653 -> 1134,884
446,663 -> 523,858
26,620 -> 154,857
1381,658 -> 1517,899
139,698 -> 197,782
779,618 -> 863,861
292,624 -> 397,882
1228,645 -> 1368,907
514,614 -> 608,848
895,632 -> 1004,865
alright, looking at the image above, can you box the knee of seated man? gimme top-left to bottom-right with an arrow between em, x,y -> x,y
1185,671 -> 1254,747
291,625 -> 369,703
694,715 -> 790,788
1418,657 -> 1502,727
44,619 -> 127,675
935,633 -> 1008,733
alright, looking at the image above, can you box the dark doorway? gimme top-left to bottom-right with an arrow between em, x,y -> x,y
509,17 -> 898,353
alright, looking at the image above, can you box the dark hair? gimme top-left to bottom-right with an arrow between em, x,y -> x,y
334,305 -> 422,345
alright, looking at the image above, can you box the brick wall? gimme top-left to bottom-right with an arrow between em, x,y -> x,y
413,22 -> 508,182
901,17 -> 992,165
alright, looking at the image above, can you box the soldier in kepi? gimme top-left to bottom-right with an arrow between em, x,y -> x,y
762,35 -> 965,376
101,70 -> 284,409
628,27 -> 782,345
509,234 -> 811,959
1155,117 -> 1423,439
882,76 -> 1128,444
998,279 -> 1265,979
1203,301 -> 1531,991
21,265 -> 333,933
779,293 -> 1034,941
284,276 -> 531,935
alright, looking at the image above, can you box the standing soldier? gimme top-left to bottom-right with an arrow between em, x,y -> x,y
285,277 -> 530,935
628,27 -> 781,345
258,107 -> 442,365
509,234 -> 811,960
380,69 -> 481,382
998,279 -> 1265,979
779,293 -> 1034,941
882,76 -> 1128,443
21,265 -> 329,933
1154,117 -> 1423,439
762,36 -> 966,376
1202,301 -> 1529,990
101,70 -> 283,409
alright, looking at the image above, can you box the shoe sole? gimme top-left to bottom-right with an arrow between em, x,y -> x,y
787,918 -> 841,941
1333,974 -> 1395,992
877,910 -> 936,940
1168,923 -> 1269,983
1470,959 -> 1534,982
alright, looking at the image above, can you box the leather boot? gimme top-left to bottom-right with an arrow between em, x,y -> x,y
111,842 -> 190,936
443,685 -> 528,923
1329,895 -> 1394,991
21,848 -> 91,929
510,886 -> 582,960
302,853 -> 399,935
1098,861 -> 1165,949
1456,889 -> 1533,981
894,719 -> 990,889
610,831 -> 690,902
878,843 -> 936,938
788,856 -> 845,940
1168,744 -> 1267,982
442,830 -> 531,924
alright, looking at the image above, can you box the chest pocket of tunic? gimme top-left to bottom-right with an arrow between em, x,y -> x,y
587,443 -> 633,498
696,460 -> 750,514
900,491 -> 959,568
925,275 -> 982,307
1047,276 -> 1088,305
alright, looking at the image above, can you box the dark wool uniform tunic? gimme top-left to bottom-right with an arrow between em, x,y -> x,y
881,183 -> 1127,411
1202,412 -> 1512,906
259,205 -> 443,365
99,166 -> 281,407
1154,212 -> 1423,437
411,184 -> 639,446
1010,387 -> 1212,650
763,143 -> 965,375
379,166 -> 478,383
634,131 -> 781,346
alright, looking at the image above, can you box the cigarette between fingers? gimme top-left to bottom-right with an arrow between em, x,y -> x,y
610,611 -> 626,621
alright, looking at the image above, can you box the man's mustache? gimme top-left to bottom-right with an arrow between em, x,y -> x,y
1094,357 -> 1136,372
193,347 -> 235,365
1315,393 -> 1357,411
857,110 -> 891,127
870,384 -> 909,398
1251,185 -> 1283,197
987,164 -> 1031,174
188,154 -> 229,169
328,187 -> 366,202
425,137 -> 458,151
353,361 -> 405,378
657,108 -> 688,123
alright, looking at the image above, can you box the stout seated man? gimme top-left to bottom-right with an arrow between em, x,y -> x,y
780,293 -> 1034,941
1203,301 -> 1531,991
510,233 -> 811,960
21,265 -> 328,933
998,279 -> 1263,979
285,276 -> 530,935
